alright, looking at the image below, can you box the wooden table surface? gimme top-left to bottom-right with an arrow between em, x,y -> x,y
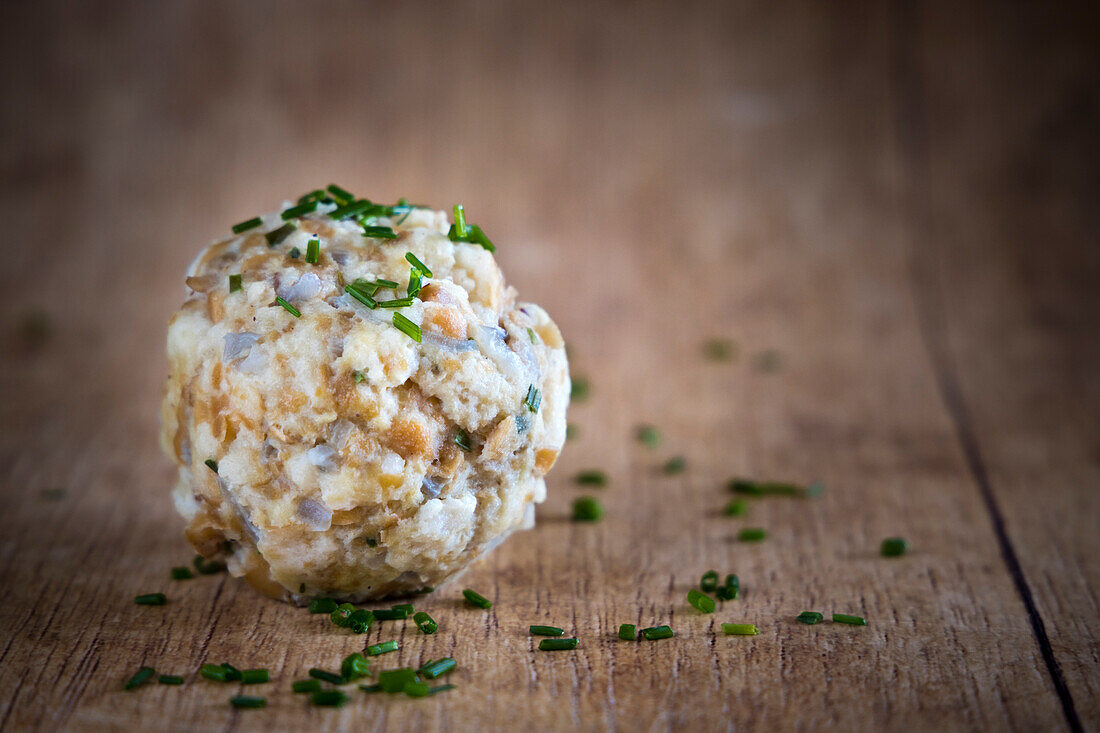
1,1 -> 1097,731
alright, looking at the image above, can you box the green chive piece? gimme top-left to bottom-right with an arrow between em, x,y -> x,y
572,496 -> 603,522
230,695 -> 266,709
700,570 -> 719,593
371,608 -> 407,621
407,268 -> 422,298
527,327 -> 537,344
468,224 -> 495,252
418,658 -> 456,679
538,637 -> 579,651
281,201 -> 317,220
739,528 -> 767,542
453,429 -> 472,452
529,625 -> 565,636
405,252 -> 433,277
453,205 -> 468,238
134,593 -> 166,606
640,625 -> 674,640
229,273 -> 242,293
348,609 -> 374,634
392,313 -> 422,342
378,296 -> 414,309
524,385 -> 542,413
462,589 -> 492,609
124,666 -> 155,690
378,668 -> 419,693
359,683 -> 384,693
264,223 -> 296,246
326,184 -> 354,204
293,679 -> 321,693
232,217 -> 263,234
833,613 -> 866,626
373,278 -> 399,288
404,681 -> 431,698
311,690 -> 349,707
170,566 -> 194,581
200,664 -> 229,682
241,669 -> 269,685
426,683 -> 457,696
618,624 -> 637,640
289,247 -> 301,259
309,598 -> 338,614
345,283 -> 378,309
413,611 -> 438,634
362,225 -> 398,239
797,611 -> 824,625
723,499 -> 748,516
728,479 -> 821,497
715,574 -> 740,601
305,236 -> 320,264
157,674 -> 183,685
221,663 -> 242,681
664,456 -> 687,474
881,537 -> 909,557
367,640 -> 399,656
575,470 -> 607,486
702,338 -> 736,361
341,652 -> 370,681
204,458 -> 218,473
353,370 -> 367,383
329,199 -> 371,220
570,377 -> 589,400
193,554 -> 226,574
636,425 -> 661,447
688,589 -> 716,614
298,189 -> 328,205
722,623 -> 758,635
275,297 -> 301,317
309,668 -> 345,685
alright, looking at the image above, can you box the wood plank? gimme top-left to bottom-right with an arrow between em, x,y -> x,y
0,1 -> 1088,730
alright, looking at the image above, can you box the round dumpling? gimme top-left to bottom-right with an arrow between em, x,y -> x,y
159,192 -> 569,602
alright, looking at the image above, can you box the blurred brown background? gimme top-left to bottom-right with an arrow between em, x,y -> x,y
1,1 -> 1097,731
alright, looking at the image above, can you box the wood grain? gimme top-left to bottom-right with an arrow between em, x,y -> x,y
0,1 -> 1096,731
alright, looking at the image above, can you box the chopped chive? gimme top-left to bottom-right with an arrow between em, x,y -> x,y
309,668 -> 345,685
367,640 -> 399,656
462,589 -> 492,609
570,377 -> 589,400
527,327 -> 537,344
170,566 -> 194,581
833,613 -> 866,626
393,603 -> 415,615
353,370 -> 367,383
200,664 -> 229,682
663,456 -> 686,474
453,429 -> 472,452
124,666 -> 155,690
468,224 -> 495,252
134,593 -> 166,606
264,222 -> 296,246
618,624 -> 637,640
275,297 -> 301,317
728,479 -> 821,497
574,470 -> 607,486
157,674 -> 183,685
529,625 -> 565,636
193,554 -> 226,574
289,247 -> 301,259
378,297 -> 414,308
425,683 -> 457,696
453,205 -> 468,238
702,338 -> 736,361
373,278 -> 399,288
281,200 -> 317,220
413,611 -> 438,634
881,537 -> 909,557
392,312 -> 422,342
305,236 -> 320,264
230,695 -> 266,709
341,652 -> 370,681
329,199 -> 371,220
418,658 -> 456,679
311,689 -> 349,707
538,638 -> 578,651
344,283 -> 378,309
636,425 -> 661,447
407,268 -> 422,298
640,625 -> 674,640
359,683 -> 384,693
722,623 -> 758,635
309,598 -> 338,614
524,385 -> 542,413
378,668 -> 419,693
221,663 -> 242,681
700,571 -> 719,593
797,611 -> 824,625
405,252 -> 432,277
716,574 -> 740,601
348,609 -> 374,634
371,608 -> 407,621
232,216 -> 263,234
739,528 -> 767,542
326,184 -> 354,204
298,189 -> 327,205
723,499 -> 748,516
229,273 -> 242,293
688,589 -> 716,613
404,681 -> 432,697
572,496 -> 603,521
241,669 -> 269,684
362,225 -> 398,239
204,458 -> 218,473
292,679 -> 321,693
